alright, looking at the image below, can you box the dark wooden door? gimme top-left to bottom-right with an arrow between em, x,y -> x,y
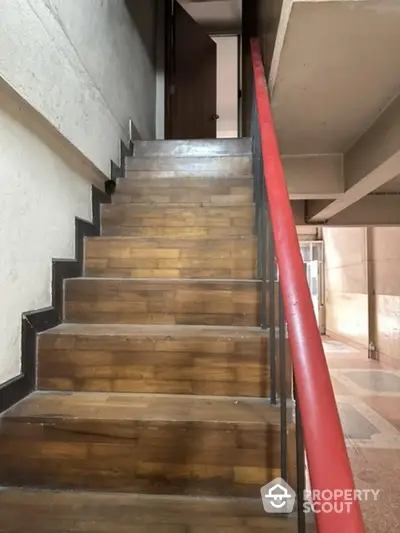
165,2 -> 217,139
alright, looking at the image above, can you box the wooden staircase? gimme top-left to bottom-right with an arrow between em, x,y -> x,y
0,139 -> 298,532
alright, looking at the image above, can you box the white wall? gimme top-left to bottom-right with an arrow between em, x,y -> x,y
213,36 -> 238,138
0,0 -> 158,385
0,0 -> 157,176
324,227 -> 369,348
0,83 -> 93,384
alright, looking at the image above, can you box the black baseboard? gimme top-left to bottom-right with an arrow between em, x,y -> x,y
0,184 -> 110,414
105,140 -> 134,194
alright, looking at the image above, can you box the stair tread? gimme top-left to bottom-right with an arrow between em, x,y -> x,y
111,202 -> 254,207
126,155 -> 252,173
68,277 -> 262,283
133,138 -> 252,157
86,235 -> 256,242
103,205 -> 254,211
4,391 -> 288,425
124,170 -> 253,179
0,488 -> 302,532
42,323 -> 269,338
116,176 -> 252,184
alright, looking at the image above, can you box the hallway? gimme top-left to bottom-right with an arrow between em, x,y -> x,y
324,337 -> 400,532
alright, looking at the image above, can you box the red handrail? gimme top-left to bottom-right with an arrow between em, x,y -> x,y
250,38 -> 365,533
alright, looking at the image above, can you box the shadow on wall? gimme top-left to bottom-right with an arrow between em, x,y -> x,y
257,0 -> 284,76
125,0 -> 158,68
0,78 -> 104,189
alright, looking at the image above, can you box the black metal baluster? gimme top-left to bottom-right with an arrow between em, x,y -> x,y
260,178 -> 267,329
279,286 -> 287,482
268,215 -> 276,404
294,378 -> 306,533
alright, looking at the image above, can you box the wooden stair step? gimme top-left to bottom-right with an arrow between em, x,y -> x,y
84,237 -> 257,279
0,391 -> 295,496
38,323 -> 291,396
133,138 -> 252,158
113,177 -> 252,206
124,170 -> 253,180
64,278 -> 281,326
101,205 -> 254,238
126,155 -> 252,175
0,489 -> 307,533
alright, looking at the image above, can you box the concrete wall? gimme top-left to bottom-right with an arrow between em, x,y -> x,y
371,227 -> 400,366
0,82 -> 93,384
0,0 -> 157,176
323,227 -> 369,347
0,0 -> 158,385
324,226 -> 400,366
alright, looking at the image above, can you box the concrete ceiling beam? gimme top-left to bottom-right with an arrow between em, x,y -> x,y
282,154 -> 343,200
308,92 -> 400,221
269,0 -> 400,155
323,195 -> 400,227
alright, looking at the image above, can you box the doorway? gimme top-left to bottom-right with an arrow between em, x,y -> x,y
300,241 -> 325,333
164,1 -> 218,140
212,35 -> 240,138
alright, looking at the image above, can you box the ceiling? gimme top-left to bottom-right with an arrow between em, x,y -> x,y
270,0 -> 400,155
177,0 -> 242,32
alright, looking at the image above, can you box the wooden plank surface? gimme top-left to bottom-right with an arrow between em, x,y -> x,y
0,392 -> 296,496
101,206 -> 254,238
0,489 -> 313,533
85,237 -> 257,279
113,177 -> 253,206
38,324 -> 291,396
64,278 -> 273,326
38,324 -> 271,396
126,156 -> 252,174
133,138 -> 251,157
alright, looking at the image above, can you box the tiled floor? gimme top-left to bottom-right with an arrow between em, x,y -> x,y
323,337 -> 400,532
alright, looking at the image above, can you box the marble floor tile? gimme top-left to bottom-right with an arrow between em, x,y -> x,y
363,396 -> 400,432
343,370 -> 400,394
323,336 -> 400,532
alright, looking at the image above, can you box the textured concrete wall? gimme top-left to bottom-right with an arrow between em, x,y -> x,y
323,227 -> 369,347
0,83 -> 92,384
0,0 -> 157,385
0,0 -> 157,176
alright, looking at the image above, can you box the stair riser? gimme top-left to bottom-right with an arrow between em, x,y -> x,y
0,419 -> 296,496
0,488 -> 304,533
133,139 -> 251,158
101,227 -> 254,238
101,206 -> 254,238
84,238 -> 257,279
64,280 -> 280,326
126,156 -> 252,175
38,334 -> 291,396
114,195 -> 253,207
113,178 -> 252,206
124,170 -> 252,180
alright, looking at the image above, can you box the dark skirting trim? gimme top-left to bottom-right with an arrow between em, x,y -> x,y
105,140 -> 134,194
0,184 -> 110,414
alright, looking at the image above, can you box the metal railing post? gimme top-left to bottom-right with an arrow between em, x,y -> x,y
278,286 -> 287,482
